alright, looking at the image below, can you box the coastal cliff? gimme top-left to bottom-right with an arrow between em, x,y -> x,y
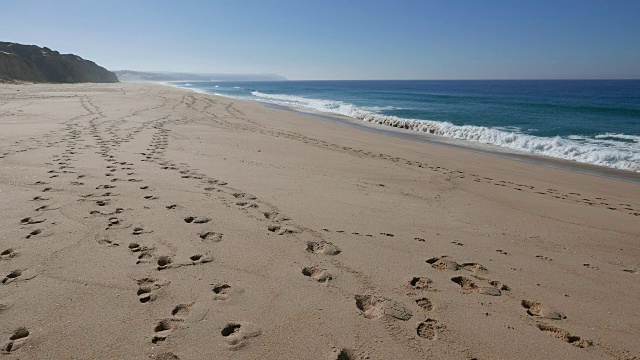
0,42 -> 118,83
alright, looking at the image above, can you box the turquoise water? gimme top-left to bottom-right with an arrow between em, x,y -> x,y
170,80 -> 640,172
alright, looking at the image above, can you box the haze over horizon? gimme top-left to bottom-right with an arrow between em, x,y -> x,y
2,0 -> 639,80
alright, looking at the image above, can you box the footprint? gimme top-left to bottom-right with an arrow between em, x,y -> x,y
416,319 -> 441,340
301,266 -> 333,283
489,280 -> 510,291
535,255 -> 552,261
1,269 -> 36,285
451,275 -> 477,290
97,237 -> 119,247
415,298 -> 434,311
198,231 -> 223,242
306,241 -> 341,255
157,255 -> 173,270
136,250 -> 155,264
25,229 -> 42,239
96,184 -> 115,189
0,249 -> 17,260
2,328 -> 29,353
330,348 -> 360,360
263,211 -> 279,220
20,217 -> 45,225
521,300 -> 566,320
136,277 -> 164,303
128,242 -> 143,252
220,322 -> 261,349
354,294 -> 412,320
184,216 -> 210,224
426,257 -> 461,271
132,227 -> 152,235
536,323 -> 591,348
496,249 -> 508,255
407,277 -> 433,291
171,304 -> 191,318
189,254 -> 213,265
460,263 -> 487,273
451,276 -> 501,296
583,263 -> 599,270
379,232 -> 394,237
107,217 -> 121,228
212,282 -> 232,300
276,227 -> 299,235
152,319 -> 176,343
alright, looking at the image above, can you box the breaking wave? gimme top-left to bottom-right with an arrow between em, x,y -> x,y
250,91 -> 639,172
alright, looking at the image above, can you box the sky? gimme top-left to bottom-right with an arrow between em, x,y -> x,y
1,0 -> 639,80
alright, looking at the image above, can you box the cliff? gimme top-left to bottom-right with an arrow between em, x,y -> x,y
0,42 -> 118,83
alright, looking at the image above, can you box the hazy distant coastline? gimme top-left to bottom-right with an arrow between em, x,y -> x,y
115,70 -> 287,82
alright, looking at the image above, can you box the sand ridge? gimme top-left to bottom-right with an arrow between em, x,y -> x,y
0,83 -> 638,359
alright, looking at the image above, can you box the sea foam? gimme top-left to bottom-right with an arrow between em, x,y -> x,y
250,91 -> 640,172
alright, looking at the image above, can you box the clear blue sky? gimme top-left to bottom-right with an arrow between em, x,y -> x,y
2,0 -> 639,80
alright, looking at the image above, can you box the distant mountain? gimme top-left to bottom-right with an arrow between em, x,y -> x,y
115,70 -> 287,82
0,42 -> 118,83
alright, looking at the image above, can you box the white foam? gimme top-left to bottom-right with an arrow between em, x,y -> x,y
249,91 -> 640,172
169,83 -> 208,94
189,87 -> 209,94
595,133 -> 640,142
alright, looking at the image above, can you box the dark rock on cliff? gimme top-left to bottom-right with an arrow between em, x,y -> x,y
0,42 -> 118,83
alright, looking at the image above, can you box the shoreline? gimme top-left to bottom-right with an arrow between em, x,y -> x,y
264,102 -> 640,184
1,82 -> 638,359
166,82 -> 640,183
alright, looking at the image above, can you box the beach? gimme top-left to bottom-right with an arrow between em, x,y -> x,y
1,82 -> 638,359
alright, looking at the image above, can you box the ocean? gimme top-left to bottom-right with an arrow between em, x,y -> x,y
169,80 -> 640,172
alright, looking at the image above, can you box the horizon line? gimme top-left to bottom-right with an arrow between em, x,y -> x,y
156,78 -> 640,81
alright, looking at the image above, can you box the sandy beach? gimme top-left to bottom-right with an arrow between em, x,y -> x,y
0,82 -> 638,359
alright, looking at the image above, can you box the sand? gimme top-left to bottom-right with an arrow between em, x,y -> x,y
0,82 -> 638,360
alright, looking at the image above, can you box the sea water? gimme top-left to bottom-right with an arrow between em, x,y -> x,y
170,80 -> 640,172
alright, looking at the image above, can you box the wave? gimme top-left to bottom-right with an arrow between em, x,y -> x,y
250,91 -> 640,172
594,133 -> 640,142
